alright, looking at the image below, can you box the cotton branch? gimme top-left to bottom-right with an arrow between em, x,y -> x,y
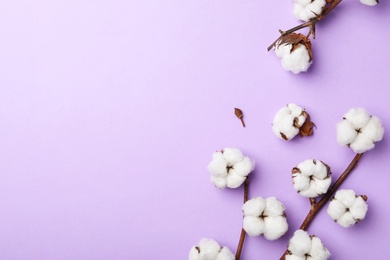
280,153 -> 364,260
267,0 -> 342,51
236,177 -> 249,260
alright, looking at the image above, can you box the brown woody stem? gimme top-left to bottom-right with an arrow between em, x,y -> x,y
280,153 -> 364,260
267,0 -> 342,51
236,177 -> 250,260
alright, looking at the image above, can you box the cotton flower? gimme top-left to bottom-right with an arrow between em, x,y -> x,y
286,230 -> 331,260
359,0 -> 379,6
242,197 -> 288,240
274,34 -> 313,74
327,189 -> 368,228
292,159 -> 331,198
337,108 -> 384,153
293,0 -> 327,22
272,103 -> 314,140
207,148 -> 255,189
189,238 -> 235,260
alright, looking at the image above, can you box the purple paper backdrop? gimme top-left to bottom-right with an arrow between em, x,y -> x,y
0,1 -> 389,259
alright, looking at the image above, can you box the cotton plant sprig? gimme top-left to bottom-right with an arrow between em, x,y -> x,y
195,148 -> 288,260
280,107 -> 384,259
268,0 -> 379,73
192,148 -> 253,260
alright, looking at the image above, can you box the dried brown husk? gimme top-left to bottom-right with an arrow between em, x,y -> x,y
278,33 -> 313,62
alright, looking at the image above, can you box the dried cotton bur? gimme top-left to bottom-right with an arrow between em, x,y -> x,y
234,108 -> 245,127
268,0 -> 380,73
272,103 -> 315,140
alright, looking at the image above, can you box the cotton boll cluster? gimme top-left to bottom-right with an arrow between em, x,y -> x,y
292,159 -> 331,198
272,103 -> 314,140
207,148 -> 255,189
286,230 -> 331,260
274,36 -> 312,74
189,238 -> 235,260
293,0 -> 326,22
242,197 -> 288,240
327,189 -> 368,228
337,108 -> 384,153
360,0 -> 379,6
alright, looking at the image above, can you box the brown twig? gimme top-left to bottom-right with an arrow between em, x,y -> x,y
236,177 -> 250,260
267,0 -> 342,51
280,153 -> 364,260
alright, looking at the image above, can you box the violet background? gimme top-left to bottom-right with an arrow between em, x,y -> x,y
0,1 -> 389,259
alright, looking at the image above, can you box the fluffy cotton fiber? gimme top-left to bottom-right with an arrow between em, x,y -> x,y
337,108 -> 384,153
242,197 -> 288,240
286,230 -> 331,260
189,238 -> 235,260
327,189 -> 368,228
272,103 -> 308,140
292,159 -> 332,198
207,148 -> 255,189
275,43 -> 312,74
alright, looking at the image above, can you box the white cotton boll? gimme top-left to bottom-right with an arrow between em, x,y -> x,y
361,116 -> 384,142
335,189 -> 356,208
216,247 -> 235,260
309,236 -> 331,260
242,197 -> 266,216
337,211 -> 356,228
288,230 -> 312,257
226,173 -> 246,189
344,108 -> 371,129
349,134 -> 374,154
264,197 -> 285,217
243,216 -> 265,236
349,196 -> 368,220
327,199 -> 347,220
207,152 -> 228,178
263,216 -> 288,240
293,174 -> 310,191
233,157 -> 254,177
281,44 -> 312,74
360,0 -> 379,6
211,176 -> 227,189
337,120 -> 357,146
208,148 -> 254,189
222,148 -> 243,165
293,160 -> 331,198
